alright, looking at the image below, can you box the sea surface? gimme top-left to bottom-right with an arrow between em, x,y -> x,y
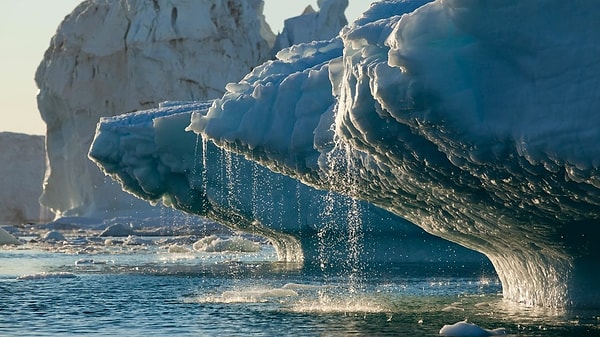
1,237 -> 599,336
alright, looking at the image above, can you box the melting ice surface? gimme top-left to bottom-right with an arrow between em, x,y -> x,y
91,0 -> 600,309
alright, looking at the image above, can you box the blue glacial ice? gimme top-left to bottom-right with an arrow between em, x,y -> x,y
91,0 -> 600,308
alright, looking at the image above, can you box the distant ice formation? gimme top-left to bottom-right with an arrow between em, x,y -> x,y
0,132 -> 50,224
272,0 -> 348,53
35,0 -> 274,219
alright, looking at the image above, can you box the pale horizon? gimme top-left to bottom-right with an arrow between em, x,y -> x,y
0,0 -> 372,136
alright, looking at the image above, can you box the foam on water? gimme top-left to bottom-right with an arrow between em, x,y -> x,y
202,287 -> 300,304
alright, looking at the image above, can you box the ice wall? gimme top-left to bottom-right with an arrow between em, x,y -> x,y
189,0 -> 600,308
35,0 -> 274,218
0,132 -> 51,224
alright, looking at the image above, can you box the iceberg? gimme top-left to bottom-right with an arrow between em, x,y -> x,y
187,0 -> 600,308
0,132 -> 51,224
90,0 -> 600,308
35,0 -> 274,218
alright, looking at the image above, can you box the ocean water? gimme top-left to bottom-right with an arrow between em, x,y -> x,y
1,240 -> 599,336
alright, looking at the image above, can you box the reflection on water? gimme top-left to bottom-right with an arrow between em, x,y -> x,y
1,244 -> 599,336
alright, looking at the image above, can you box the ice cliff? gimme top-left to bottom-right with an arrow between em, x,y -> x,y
35,0 -> 274,218
186,0 -> 600,308
0,132 -> 50,224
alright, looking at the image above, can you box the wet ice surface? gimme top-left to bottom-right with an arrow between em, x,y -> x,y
1,226 -> 599,336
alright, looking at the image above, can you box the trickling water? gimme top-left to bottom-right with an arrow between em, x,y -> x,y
342,141 -> 366,295
201,135 -> 209,194
250,164 -> 260,220
223,149 -> 239,212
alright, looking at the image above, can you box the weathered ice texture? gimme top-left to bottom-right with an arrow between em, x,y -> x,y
190,0 -> 600,308
35,0 -> 274,218
0,132 -> 50,224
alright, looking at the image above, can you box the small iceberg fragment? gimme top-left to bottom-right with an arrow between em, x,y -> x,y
193,235 -> 260,253
99,223 -> 136,237
75,258 -> 95,266
0,227 -> 21,245
167,244 -> 191,253
122,235 -> 152,246
439,320 -> 506,336
17,272 -> 77,280
41,230 -> 65,243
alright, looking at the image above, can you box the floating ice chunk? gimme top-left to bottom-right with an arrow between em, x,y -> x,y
122,235 -> 152,246
193,235 -> 260,253
99,223 -> 136,237
439,321 -> 506,337
167,244 -> 191,253
75,258 -> 95,266
0,227 -> 21,245
41,231 -> 65,242
192,235 -> 219,251
17,272 -> 77,280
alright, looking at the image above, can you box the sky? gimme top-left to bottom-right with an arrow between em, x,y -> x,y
0,0 -> 374,136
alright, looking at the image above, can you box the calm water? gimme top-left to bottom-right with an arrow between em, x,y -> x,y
1,243 -> 599,336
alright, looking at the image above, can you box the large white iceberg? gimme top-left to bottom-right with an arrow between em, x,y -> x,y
35,0 -> 274,218
91,0 -> 600,308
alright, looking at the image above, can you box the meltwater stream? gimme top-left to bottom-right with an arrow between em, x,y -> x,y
1,235 -> 599,336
